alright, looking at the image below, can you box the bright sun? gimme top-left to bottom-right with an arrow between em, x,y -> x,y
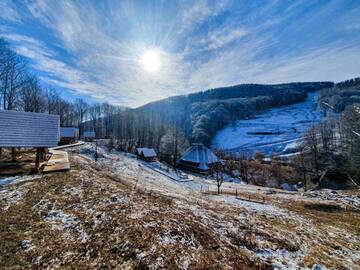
140,50 -> 161,73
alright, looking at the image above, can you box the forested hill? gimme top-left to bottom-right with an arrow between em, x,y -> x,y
137,82 -> 333,145
318,77 -> 360,113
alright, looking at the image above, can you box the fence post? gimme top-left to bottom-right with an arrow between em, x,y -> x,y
236,189 -> 238,198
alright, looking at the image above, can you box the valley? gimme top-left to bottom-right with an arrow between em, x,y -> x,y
1,2 -> 360,269
212,92 -> 324,155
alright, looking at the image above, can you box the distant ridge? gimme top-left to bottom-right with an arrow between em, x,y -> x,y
136,82 -> 334,145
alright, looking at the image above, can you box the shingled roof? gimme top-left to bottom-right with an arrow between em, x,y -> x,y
136,147 -> 157,158
177,144 -> 220,172
0,110 -> 60,147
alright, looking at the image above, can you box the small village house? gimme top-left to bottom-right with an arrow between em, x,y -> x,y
136,147 -> 157,162
60,127 -> 79,144
83,131 -> 96,142
177,143 -> 221,173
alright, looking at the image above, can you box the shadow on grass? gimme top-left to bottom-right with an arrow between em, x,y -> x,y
304,203 -> 349,213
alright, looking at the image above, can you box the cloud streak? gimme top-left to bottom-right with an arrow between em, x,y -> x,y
0,0 -> 359,107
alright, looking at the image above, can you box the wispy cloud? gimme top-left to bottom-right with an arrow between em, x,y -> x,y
206,28 -> 247,50
0,0 -> 21,22
179,0 -> 229,32
0,0 -> 359,107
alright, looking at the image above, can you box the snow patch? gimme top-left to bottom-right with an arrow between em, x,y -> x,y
211,195 -> 289,217
33,197 -> 89,242
255,248 -> 306,269
0,175 -> 41,187
212,93 -> 323,155
20,239 -> 34,251
1,189 -> 24,210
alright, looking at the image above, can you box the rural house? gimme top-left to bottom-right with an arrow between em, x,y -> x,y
177,144 -> 221,173
60,127 -> 79,144
83,131 -> 96,141
136,147 -> 157,162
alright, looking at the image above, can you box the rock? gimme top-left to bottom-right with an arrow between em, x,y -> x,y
280,183 -> 298,191
312,264 -> 323,270
20,240 -> 31,250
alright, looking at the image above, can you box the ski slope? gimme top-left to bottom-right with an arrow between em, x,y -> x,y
212,92 -> 323,155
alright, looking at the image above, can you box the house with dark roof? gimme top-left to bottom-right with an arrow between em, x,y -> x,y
177,144 -> 221,173
60,127 -> 79,144
83,131 -> 96,141
136,147 -> 157,162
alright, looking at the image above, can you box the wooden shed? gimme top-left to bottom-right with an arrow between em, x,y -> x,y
83,131 -> 96,141
136,147 -> 157,162
0,110 -> 60,170
60,127 -> 79,144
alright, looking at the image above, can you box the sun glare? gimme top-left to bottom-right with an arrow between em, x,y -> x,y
140,50 -> 161,73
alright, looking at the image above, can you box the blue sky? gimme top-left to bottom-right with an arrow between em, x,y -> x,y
1,0 -> 360,107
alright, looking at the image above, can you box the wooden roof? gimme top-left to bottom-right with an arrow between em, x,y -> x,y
136,147 -> 157,157
0,110 -> 60,147
178,144 -> 219,171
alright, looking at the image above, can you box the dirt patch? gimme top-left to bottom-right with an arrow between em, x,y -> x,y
304,203 -> 347,213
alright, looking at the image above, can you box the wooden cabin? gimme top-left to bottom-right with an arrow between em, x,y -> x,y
83,131 -> 96,142
0,110 -> 60,171
177,144 -> 221,173
136,147 -> 157,162
60,127 -> 79,145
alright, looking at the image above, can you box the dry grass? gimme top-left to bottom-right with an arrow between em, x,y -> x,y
1,148 -> 359,269
0,155 -> 270,269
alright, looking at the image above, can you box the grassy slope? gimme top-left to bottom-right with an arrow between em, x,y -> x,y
0,145 -> 359,269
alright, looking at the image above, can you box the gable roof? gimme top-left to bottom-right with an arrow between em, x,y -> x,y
60,127 -> 79,138
0,110 -> 60,147
178,144 -> 219,171
136,147 -> 157,157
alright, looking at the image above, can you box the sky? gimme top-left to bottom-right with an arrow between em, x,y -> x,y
1,0 -> 360,107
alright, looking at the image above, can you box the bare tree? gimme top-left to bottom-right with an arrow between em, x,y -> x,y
238,153 -> 251,183
304,126 -> 322,185
342,104 -> 360,182
20,76 -> 45,112
293,149 -> 309,191
75,98 -> 89,133
159,124 -> 189,167
45,87 -> 61,114
0,43 -> 27,110
211,162 -> 224,194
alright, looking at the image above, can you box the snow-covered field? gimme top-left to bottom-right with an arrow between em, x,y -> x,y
212,92 -> 323,155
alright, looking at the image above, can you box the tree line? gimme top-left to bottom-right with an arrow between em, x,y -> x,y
0,38 -> 88,127
139,82 -> 334,145
0,38 -> 188,164
318,77 -> 360,113
296,80 -> 360,187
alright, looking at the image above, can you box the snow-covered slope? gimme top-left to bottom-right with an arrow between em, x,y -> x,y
212,92 -> 323,155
